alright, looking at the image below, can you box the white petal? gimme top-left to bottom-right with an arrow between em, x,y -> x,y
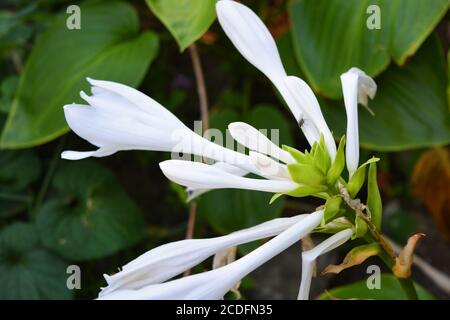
63,104 -> 189,152
340,68 -> 377,178
249,151 -> 290,180
79,90 -> 175,133
61,148 -> 116,160
297,228 -> 353,300
99,213 -> 309,296
284,76 -> 337,160
99,210 -> 324,300
186,162 -> 249,201
216,0 -> 286,83
216,0 -> 321,145
86,78 -> 183,126
228,122 -> 295,164
159,160 -> 298,193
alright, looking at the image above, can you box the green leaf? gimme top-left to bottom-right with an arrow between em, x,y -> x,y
323,37 -> 450,150
312,136 -> 331,174
367,162 -> 382,229
289,0 -> 449,98
353,216 -> 368,239
318,274 -> 433,300
198,189 -> 285,235
0,150 -> 40,218
269,192 -> 284,205
283,145 -> 311,165
0,75 -> 19,114
323,196 -> 342,224
327,136 -> 345,186
0,150 -> 40,192
1,1 -> 159,148
36,161 -> 145,261
288,163 -> 325,186
146,0 -> 216,51
285,184 -> 328,198
347,157 -> 379,198
277,31 -> 304,77
0,222 -> 72,300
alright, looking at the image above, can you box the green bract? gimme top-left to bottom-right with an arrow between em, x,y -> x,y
367,162 -> 383,230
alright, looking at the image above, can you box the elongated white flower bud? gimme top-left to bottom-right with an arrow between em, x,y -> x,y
100,213 -> 309,296
159,160 -> 298,194
99,210 -> 323,300
62,78 -> 259,172
340,68 -> 377,177
297,228 -> 353,300
216,0 -> 327,148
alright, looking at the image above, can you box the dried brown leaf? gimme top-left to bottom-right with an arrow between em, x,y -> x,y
321,243 -> 380,275
392,233 -> 426,278
412,147 -> 450,240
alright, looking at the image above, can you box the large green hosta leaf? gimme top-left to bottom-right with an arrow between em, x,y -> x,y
289,0 -> 449,98
323,37 -> 450,150
0,223 -> 72,300
36,161 -> 146,261
1,1 -> 159,148
318,274 -> 433,300
146,0 -> 216,51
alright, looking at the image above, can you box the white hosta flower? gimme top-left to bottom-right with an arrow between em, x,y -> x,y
340,68 -> 377,177
216,0 -> 336,159
284,76 -> 336,159
228,122 -> 294,164
99,210 -> 323,300
249,151 -> 291,180
186,162 -> 249,201
62,78 -> 256,172
100,213 -> 309,296
159,160 -> 297,194
297,228 -> 353,300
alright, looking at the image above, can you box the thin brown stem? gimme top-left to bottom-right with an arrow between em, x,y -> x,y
183,202 -> 198,277
11,50 -> 23,74
188,44 -> 209,130
184,44 -> 209,277
338,183 -> 397,261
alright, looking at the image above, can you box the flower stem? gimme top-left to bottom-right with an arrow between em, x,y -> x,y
338,184 -> 419,299
184,44 -> 209,277
188,44 -> 209,130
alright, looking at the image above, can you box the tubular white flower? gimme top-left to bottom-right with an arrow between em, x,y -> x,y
228,122 -> 295,164
249,151 -> 290,180
284,76 -> 337,159
159,160 -> 298,194
62,78 -> 257,172
186,162 -> 249,201
340,68 -> 377,177
297,228 -> 353,300
99,210 -> 324,300
216,0 -> 323,146
99,213 -> 309,296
